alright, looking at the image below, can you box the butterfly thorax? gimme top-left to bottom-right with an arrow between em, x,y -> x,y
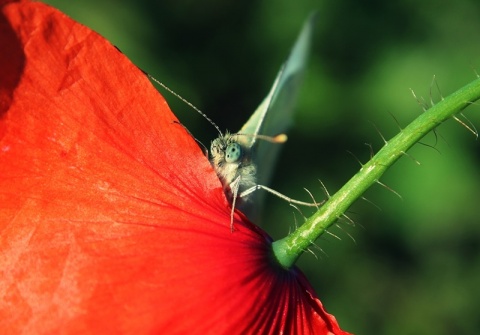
210,132 -> 256,202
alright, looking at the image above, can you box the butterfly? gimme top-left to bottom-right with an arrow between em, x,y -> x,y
209,14 -> 319,229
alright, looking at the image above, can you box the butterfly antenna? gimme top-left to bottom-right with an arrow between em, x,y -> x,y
147,74 -> 223,136
237,133 -> 288,144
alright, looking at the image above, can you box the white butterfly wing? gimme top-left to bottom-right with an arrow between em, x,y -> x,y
239,14 -> 315,221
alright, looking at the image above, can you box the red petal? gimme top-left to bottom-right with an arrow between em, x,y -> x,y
0,1 -> 351,334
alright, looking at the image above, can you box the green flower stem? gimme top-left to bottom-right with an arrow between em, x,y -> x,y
272,77 -> 480,269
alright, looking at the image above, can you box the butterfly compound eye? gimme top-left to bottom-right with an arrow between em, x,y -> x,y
225,143 -> 242,163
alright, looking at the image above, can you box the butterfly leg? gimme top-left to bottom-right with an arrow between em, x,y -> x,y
228,176 -> 242,232
172,121 -> 209,155
239,184 -> 323,207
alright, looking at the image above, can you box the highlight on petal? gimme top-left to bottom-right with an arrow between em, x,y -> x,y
0,1 -> 351,334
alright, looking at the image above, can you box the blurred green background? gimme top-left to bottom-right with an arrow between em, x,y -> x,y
44,0 -> 480,334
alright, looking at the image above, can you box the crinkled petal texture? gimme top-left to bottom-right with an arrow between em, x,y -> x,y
0,1 -> 351,334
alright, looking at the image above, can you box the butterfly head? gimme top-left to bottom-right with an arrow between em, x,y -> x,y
210,133 -> 250,169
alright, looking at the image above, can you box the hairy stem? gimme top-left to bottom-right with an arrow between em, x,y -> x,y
272,77 -> 480,269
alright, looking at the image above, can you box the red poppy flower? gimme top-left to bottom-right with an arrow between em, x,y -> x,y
0,1 -> 351,334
